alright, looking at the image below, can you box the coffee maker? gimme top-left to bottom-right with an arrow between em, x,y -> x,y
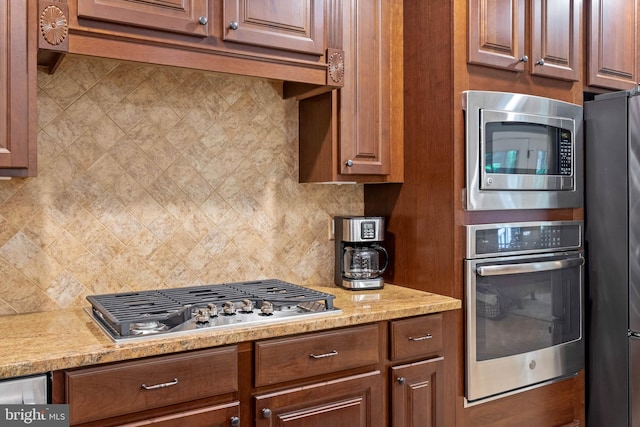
334,216 -> 389,290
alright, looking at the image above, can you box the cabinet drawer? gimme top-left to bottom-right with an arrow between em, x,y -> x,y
255,324 -> 380,386
65,346 -> 238,425
390,314 -> 443,360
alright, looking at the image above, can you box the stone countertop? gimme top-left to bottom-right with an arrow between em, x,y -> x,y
0,284 -> 460,379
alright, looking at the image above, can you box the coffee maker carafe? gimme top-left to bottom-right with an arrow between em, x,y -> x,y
334,216 -> 389,290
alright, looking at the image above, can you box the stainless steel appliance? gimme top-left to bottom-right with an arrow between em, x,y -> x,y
334,216 -> 388,290
86,279 -> 340,342
584,89 -> 640,427
462,90 -> 583,210
0,374 -> 48,404
464,221 -> 584,403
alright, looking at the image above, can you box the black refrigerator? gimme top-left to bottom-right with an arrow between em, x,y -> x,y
585,89 -> 640,427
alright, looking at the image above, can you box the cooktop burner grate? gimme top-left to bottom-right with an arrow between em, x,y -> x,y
87,279 -> 337,339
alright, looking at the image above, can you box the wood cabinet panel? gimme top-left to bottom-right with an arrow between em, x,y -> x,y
65,346 -> 238,425
339,0 -> 393,176
530,0 -> 581,81
390,314 -> 443,361
460,371 -> 585,427
254,324 -> 379,386
468,0 -> 525,71
117,401 -> 240,427
587,0 -> 639,89
223,0 -> 324,55
0,0 -> 36,176
76,0 -> 209,37
297,0 -> 403,183
468,0 -> 581,81
254,371 -> 384,427
390,357 -> 444,427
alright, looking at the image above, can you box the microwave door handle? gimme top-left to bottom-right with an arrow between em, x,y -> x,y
476,257 -> 584,277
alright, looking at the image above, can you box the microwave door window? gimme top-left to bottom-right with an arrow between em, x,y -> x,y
485,122 -> 559,175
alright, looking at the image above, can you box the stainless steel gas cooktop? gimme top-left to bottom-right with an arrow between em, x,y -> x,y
86,279 -> 340,342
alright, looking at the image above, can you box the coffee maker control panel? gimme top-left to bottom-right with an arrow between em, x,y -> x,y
338,216 -> 385,242
361,221 -> 376,239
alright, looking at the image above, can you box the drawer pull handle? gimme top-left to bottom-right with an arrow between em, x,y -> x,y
140,378 -> 178,390
409,333 -> 433,342
309,350 -> 338,359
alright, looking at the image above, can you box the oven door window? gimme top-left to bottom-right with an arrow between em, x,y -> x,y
473,255 -> 582,361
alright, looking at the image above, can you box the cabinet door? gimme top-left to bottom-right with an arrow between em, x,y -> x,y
0,0 -> 36,176
297,0 -> 403,183
468,0 -> 526,71
118,401 -> 240,427
223,0 -> 324,55
588,0 -> 639,89
530,0 -> 581,81
339,0 -> 396,176
254,371 -> 383,427
76,0 -> 209,37
391,357 -> 444,427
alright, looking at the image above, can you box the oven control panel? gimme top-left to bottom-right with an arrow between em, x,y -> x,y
466,221 -> 583,258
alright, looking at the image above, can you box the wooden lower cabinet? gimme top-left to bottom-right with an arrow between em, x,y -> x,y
390,357 -> 444,427
254,371 -> 383,427
55,316 -> 452,427
118,401 -> 240,427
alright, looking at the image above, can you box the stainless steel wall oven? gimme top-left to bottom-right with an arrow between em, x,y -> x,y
464,221 -> 584,403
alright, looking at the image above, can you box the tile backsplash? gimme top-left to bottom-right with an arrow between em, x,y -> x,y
0,55 -> 363,315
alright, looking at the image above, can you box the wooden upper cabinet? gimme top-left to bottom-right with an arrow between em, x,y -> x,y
468,0 -> 526,71
0,0 -> 36,176
587,0 -> 639,89
222,0 -> 324,55
530,0 -> 581,81
468,0 -> 581,81
76,0 -> 210,37
339,0 -> 391,176
297,0 -> 404,183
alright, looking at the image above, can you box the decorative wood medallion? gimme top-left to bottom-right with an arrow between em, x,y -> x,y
327,48 -> 345,86
38,0 -> 69,52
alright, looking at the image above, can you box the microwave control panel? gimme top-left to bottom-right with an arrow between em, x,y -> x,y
559,130 -> 573,176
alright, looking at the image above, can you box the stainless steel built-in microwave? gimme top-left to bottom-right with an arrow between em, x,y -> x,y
462,91 -> 583,211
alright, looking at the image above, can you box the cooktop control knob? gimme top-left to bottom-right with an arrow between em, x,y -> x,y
260,301 -> 274,315
195,308 -> 210,324
241,299 -> 254,313
222,301 -> 236,315
207,303 -> 219,317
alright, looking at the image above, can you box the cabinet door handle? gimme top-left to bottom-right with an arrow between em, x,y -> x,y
140,378 -> 178,390
309,350 -> 338,359
229,21 -> 239,30
408,333 -> 433,342
198,16 -> 208,25
230,416 -> 241,426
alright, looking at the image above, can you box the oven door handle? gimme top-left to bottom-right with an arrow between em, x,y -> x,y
476,257 -> 584,276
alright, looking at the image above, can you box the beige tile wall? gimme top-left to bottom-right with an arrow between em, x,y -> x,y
0,55 -> 364,314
